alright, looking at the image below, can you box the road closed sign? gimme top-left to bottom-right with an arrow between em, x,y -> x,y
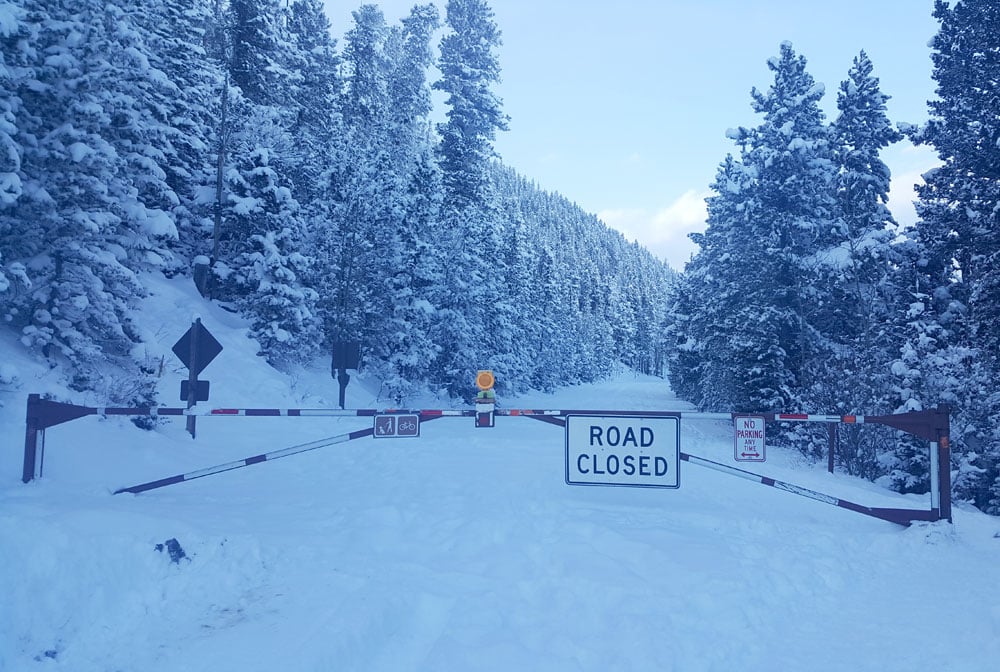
566,414 -> 680,489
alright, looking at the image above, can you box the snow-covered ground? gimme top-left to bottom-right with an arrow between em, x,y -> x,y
2,275 -> 999,672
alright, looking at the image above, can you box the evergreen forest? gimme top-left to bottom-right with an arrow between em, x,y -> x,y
1,0 -> 998,514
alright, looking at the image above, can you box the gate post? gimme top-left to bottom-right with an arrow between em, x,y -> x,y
186,318 -> 200,438
22,393 -> 42,483
827,423 -> 836,474
936,404 -> 952,523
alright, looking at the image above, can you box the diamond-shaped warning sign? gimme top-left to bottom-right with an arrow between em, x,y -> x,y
172,321 -> 222,376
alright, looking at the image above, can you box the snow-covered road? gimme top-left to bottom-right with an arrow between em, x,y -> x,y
2,277 -> 998,672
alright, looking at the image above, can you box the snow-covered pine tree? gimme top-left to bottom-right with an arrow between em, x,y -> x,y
662,266 -> 703,404
665,155 -> 745,410
431,0 -> 509,395
731,42 -> 839,421
824,51 -> 903,477
387,4 -> 438,148
286,0 -> 342,207
127,0 -> 225,269
282,0 -> 349,366
214,0 -> 315,351
237,226 -> 319,364
526,244 -> 566,392
225,138 -> 317,363
315,4 -> 443,401
319,4 -> 395,378
492,191 -> 534,391
676,42 -> 837,422
899,0 -> 1000,512
5,0 -> 185,395
433,0 -> 508,213
0,0 -> 24,211
228,0 -> 293,109
0,0 -> 30,310
376,4 -> 443,402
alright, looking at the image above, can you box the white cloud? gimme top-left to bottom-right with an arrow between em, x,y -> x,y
885,143 -> 941,230
598,190 -> 709,271
887,170 -> 925,230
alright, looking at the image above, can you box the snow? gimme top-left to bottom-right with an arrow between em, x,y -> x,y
67,142 -> 92,163
2,274 -> 999,672
0,2 -> 23,37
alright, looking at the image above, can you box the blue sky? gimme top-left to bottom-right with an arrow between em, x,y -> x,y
323,1 -> 942,269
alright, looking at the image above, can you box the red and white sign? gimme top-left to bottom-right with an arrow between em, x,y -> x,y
734,415 -> 766,462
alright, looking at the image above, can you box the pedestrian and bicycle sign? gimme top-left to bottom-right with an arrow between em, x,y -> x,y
374,413 -> 421,438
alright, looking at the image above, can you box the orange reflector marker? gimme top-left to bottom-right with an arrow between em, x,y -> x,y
475,370 -> 495,391
843,415 -> 857,423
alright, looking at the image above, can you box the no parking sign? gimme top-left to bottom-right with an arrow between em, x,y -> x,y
734,415 -> 766,462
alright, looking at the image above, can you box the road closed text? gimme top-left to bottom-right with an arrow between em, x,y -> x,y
576,452 -> 670,477
565,414 -> 680,489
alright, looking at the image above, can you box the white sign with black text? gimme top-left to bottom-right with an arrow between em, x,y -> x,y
734,415 -> 766,462
565,414 -> 680,489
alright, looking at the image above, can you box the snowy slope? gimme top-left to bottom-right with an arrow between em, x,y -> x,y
1,275 -> 999,672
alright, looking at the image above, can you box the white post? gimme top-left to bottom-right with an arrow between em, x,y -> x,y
929,440 -> 940,511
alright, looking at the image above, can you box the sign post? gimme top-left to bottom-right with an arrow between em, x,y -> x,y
474,370 -> 496,428
565,414 -> 680,488
734,415 -> 766,461
331,341 -> 361,410
172,318 -> 223,438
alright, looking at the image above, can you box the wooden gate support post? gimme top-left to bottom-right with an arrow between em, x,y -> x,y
22,394 -> 42,483
22,395 -> 97,483
827,423 -> 836,474
936,405 -> 952,523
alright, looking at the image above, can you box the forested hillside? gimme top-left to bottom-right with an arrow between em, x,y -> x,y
665,1 -> 1000,514
1,0 -> 997,516
0,0 -> 673,406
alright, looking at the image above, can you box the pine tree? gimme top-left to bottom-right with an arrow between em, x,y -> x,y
214,0 -> 309,330
900,0 -> 1000,512
0,0 -> 25,211
0,0 -> 30,308
6,0 -> 183,392
377,4 -> 443,402
732,42 -> 838,416
225,141 -> 317,364
433,0 -> 508,212
228,0 -> 292,108
823,51 -> 904,476
666,155 -> 744,409
237,226 -> 319,364
286,0 -> 342,206
125,0 -> 224,268
674,44 -> 837,419
430,0 -> 509,394
321,4 -> 393,368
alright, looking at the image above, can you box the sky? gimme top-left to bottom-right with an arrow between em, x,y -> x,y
322,1 -> 943,270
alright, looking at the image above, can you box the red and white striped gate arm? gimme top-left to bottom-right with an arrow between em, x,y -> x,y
21,395 -> 951,525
